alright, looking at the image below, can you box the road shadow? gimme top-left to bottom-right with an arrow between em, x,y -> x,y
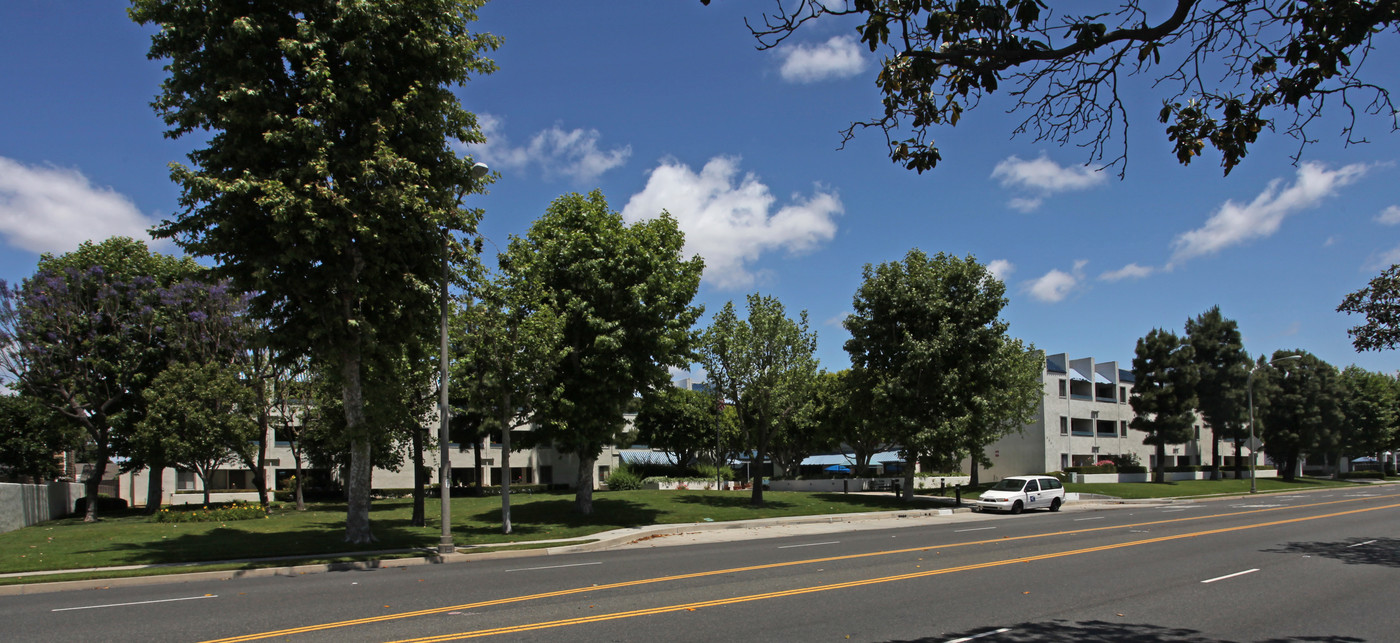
882,619 -> 1365,642
1263,537 -> 1400,568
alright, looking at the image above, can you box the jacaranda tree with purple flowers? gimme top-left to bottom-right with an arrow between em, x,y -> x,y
0,237 -> 199,521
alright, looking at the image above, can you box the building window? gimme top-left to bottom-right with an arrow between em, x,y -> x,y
1060,453 -> 1069,469
1119,386 -> 1127,403
1059,416 -> 1068,435
1120,420 -> 1128,437
1058,379 -> 1067,397
1194,425 -> 1201,440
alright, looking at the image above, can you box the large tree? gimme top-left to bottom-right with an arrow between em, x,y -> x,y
1255,350 -> 1343,481
1338,366 -> 1398,465
131,0 -> 500,543
714,0 -> 1397,175
635,386 -> 723,470
0,238 -> 197,521
700,294 -> 819,506
1338,264 -> 1400,352
454,262 -> 563,533
1129,329 -> 1199,483
1184,306 -> 1251,480
509,191 -> 703,514
844,250 -> 1011,499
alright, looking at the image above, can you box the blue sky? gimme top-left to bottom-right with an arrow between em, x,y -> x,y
1,2 -> 1396,376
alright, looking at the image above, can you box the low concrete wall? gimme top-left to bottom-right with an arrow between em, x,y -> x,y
769,476 -> 972,493
1074,470 -> 1279,484
0,482 -> 85,534
170,492 -> 261,505
643,479 -> 734,491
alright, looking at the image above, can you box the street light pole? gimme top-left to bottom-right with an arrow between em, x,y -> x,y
439,162 -> 490,555
1246,354 -> 1301,494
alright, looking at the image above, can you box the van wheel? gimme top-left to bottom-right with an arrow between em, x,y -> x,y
1010,500 -> 1023,515
1050,498 -> 1062,512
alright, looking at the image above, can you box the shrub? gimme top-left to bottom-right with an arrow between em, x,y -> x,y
605,465 -> 643,491
74,494 -> 128,515
467,484 -> 552,496
1065,464 -> 1116,475
692,463 -> 735,481
1163,465 -> 1202,473
1117,465 -> 1148,474
152,501 -> 266,523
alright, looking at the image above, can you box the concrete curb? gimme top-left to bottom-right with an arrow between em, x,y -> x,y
0,506 -> 969,596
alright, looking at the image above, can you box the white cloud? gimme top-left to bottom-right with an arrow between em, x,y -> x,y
1026,260 -> 1086,304
620,156 -> 842,290
465,114 -> 630,183
986,259 -> 1015,281
1376,205 -> 1400,225
823,311 -> 852,327
991,154 -> 1106,212
992,154 -> 1107,192
778,35 -> 868,83
1169,162 -> 1369,266
1099,263 -> 1156,282
1006,197 -> 1043,213
0,156 -> 162,255
1365,244 -> 1400,271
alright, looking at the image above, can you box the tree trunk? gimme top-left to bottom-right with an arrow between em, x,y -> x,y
1209,434 -> 1221,480
1233,438 -> 1245,479
145,464 -> 164,514
473,437 -> 484,497
200,470 -> 212,505
575,453 -> 595,515
969,457 -> 980,488
341,354 -> 376,544
902,455 -> 916,501
411,426 -> 425,527
501,405 -> 513,534
1154,443 -> 1167,483
293,450 -> 306,511
750,430 -> 767,508
82,429 -> 110,522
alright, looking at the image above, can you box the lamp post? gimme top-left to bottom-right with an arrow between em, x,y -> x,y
439,162 -> 490,555
1246,354 -> 1301,494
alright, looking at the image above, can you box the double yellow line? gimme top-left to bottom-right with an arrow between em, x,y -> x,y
207,493 -> 1399,643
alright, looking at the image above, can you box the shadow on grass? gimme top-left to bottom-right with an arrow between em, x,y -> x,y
1263,537 -> 1400,568
671,494 -> 796,510
886,619 -> 1364,642
808,493 -> 922,510
459,498 -> 663,537
80,515 -> 435,566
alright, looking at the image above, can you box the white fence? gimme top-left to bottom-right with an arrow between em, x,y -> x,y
769,476 -> 971,493
0,482 -> 85,534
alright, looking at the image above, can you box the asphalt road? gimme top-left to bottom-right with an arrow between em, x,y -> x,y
4,486 -> 1397,642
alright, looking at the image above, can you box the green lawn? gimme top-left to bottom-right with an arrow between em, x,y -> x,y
0,490 -> 912,576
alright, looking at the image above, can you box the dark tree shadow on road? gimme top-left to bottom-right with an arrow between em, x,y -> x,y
1263,537 -> 1400,568
881,619 -> 1366,642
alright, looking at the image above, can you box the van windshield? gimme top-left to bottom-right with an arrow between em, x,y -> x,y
989,479 -> 1027,492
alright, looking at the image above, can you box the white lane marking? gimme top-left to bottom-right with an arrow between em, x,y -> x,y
1159,509 -> 1187,513
954,527 -> 997,533
1202,568 -> 1259,584
52,595 -> 217,612
506,561 -> 602,573
1347,540 -> 1377,548
778,541 -> 840,549
1073,517 -> 1105,522
1230,504 -> 1281,508
946,627 -> 1012,642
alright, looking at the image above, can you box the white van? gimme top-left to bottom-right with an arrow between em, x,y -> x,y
969,475 -> 1065,514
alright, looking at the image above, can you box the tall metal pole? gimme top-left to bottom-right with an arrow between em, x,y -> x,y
439,163 -> 489,555
438,231 -> 454,554
1247,367 -> 1258,495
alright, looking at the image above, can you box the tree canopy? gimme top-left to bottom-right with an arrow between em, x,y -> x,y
715,0 -> 1397,175
1338,264 -> 1400,352
1129,328 -> 1199,483
844,250 -> 1015,498
1255,350 -> 1343,481
508,191 -> 704,514
131,0 -> 500,543
1184,306 -> 1251,479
